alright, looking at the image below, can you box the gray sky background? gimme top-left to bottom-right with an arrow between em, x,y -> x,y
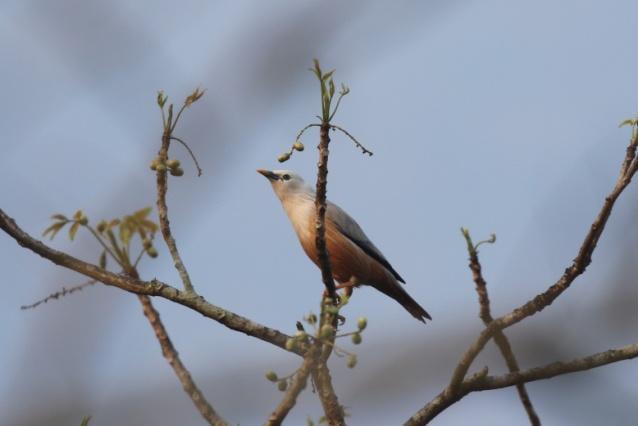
2,1 -> 638,425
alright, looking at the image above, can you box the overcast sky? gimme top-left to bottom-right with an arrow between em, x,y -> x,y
2,1 -> 638,425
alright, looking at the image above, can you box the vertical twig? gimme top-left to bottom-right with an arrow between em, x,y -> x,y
315,122 -> 336,299
311,298 -> 345,426
313,118 -> 344,424
464,236 -> 540,425
156,128 -> 195,294
267,350 -> 316,425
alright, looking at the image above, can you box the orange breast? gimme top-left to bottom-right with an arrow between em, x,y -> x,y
297,217 -> 393,287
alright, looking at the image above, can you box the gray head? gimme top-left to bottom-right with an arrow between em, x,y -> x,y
257,169 -> 311,201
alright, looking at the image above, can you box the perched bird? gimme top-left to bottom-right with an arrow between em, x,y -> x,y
257,169 -> 431,323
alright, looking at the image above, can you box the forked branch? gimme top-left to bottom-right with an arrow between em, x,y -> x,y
406,123 -> 638,425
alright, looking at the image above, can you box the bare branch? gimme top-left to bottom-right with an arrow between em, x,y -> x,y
296,123 -> 322,142
170,136 -> 203,177
449,128 -> 638,393
20,279 -> 97,310
267,352 -> 315,425
408,127 -> 638,425
0,208 -> 301,355
311,363 -> 344,425
462,230 -> 539,425
137,293 -> 226,425
156,129 -> 196,293
476,343 -> 638,390
329,124 -> 373,156
405,342 -> 638,425
310,297 -> 345,425
315,122 -> 336,298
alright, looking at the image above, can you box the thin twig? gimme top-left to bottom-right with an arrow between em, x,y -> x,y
20,279 -> 97,310
170,136 -> 203,176
156,129 -> 195,293
267,350 -> 317,425
0,208 -> 302,355
464,236 -> 540,425
329,124 -> 373,156
132,246 -> 146,268
84,225 -> 122,266
296,123 -> 321,142
404,342 -> 638,425
170,104 -> 188,133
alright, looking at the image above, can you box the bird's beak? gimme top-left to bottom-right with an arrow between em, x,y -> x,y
257,169 -> 278,181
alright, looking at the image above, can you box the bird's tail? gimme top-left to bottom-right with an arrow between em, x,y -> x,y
374,281 -> 432,323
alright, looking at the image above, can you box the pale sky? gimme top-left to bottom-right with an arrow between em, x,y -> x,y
2,1 -> 638,425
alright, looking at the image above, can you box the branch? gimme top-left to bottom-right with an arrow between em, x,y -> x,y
0,208 -> 301,355
329,124 -> 373,156
156,128 -> 195,293
267,351 -> 316,425
408,127 -> 638,424
462,231 -> 540,425
314,122 -> 336,298
114,265 -> 226,425
311,362 -> 344,425
449,127 -> 638,391
137,293 -> 226,425
170,136 -> 203,177
20,279 -> 97,310
310,297 -> 345,425
405,342 -> 638,425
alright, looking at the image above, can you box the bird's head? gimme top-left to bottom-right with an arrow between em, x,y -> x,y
257,169 -> 309,201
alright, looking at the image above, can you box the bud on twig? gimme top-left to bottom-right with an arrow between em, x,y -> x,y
357,317 -> 367,331
278,152 -> 291,163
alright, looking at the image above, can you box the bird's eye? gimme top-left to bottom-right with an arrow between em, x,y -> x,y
282,174 -> 291,181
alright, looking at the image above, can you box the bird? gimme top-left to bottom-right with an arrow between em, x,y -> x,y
257,169 -> 431,322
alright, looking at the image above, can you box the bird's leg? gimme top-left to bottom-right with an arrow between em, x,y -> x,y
323,277 -> 359,298
335,277 -> 359,297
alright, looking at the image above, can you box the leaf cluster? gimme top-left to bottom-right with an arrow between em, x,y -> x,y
43,207 -> 159,271
310,59 -> 350,123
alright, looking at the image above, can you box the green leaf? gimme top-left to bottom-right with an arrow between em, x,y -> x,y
322,69 -> 335,82
133,206 -> 153,221
73,210 -> 84,221
329,79 -> 335,98
43,222 -> 66,240
69,222 -> 80,241
140,219 -> 159,233
80,416 -> 92,426
157,91 -> 166,108
119,221 -> 132,246
311,59 -> 322,79
137,226 -> 148,241
99,250 -> 107,269
51,214 -> 67,221
167,104 -> 174,127
184,88 -> 205,107
619,118 -> 637,128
